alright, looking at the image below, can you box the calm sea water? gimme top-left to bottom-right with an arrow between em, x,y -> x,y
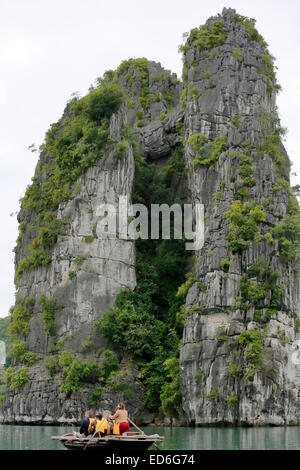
1,424 -> 300,450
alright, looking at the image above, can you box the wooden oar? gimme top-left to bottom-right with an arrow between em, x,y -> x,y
83,429 -> 97,450
83,418 -> 105,451
128,417 -> 161,450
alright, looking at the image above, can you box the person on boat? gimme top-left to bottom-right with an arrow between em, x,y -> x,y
106,414 -> 114,435
107,403 -> 130,435
79,410 -> 95,437
88,411 -> 110,437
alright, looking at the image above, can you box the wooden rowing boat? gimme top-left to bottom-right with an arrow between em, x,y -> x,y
52,431 -> 164,451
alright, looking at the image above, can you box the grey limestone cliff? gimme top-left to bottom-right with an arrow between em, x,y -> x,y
1,59 -> 184,424
2,8 -> 300,426
180,7 -> 300,425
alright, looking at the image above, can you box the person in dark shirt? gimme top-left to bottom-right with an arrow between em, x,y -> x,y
79,410 -> 93,436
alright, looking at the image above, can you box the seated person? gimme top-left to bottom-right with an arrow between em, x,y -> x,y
88,411 -> 110,437
107,416 -> 114,435
79,410 -> 94,436
107,403 -> 130,435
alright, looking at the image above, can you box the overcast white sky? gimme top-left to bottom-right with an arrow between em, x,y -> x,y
0,0 -> 299,318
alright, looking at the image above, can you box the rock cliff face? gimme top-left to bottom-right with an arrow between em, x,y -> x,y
180,8 -> 300,425
1,59 -> 185,424
2,8 -> 300,426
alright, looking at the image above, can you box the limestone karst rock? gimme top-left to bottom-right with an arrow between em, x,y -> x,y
180,7 -> 300,426
2,8 -> 300,426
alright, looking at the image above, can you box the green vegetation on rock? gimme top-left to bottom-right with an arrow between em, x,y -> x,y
4,366 -> 29,391
231,14 -> 268,48
188,134 -> 228,169
225,200 -> 266,253
237,329 -> 266,380
58,352 -> 100,396
8,296 -> 35,342
232,48 -> 243,62
186,20 -> 227,52
273,211 -> 300,266
94,140 -> 190,416
39,295 -> 63,340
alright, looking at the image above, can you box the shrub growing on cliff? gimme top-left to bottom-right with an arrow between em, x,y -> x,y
116,58 -> 150,110
189,87 -> 199,102
8,338 -> 40,366
8,297 -> 35,341
202,70 -> 211,79
189,135 -> 228,169
83,83 -> 123,121
188,133 -> 207,151
21,352 -> 41,366
187,20 -> 227,51
176,272 -> 195,301
39,296 -> 63,339
271,183 -> 300,267
188,133 -> 208,167
60,359 -> 100,396
113,140 -> 129,160
235,259 -> 282,321
225,200 -> 266,253
9,340 -> 27,360
80,335 -> 94,353
232,151 -> 256,189
99,350 -> 119,381
238,329 -> 265,380
160,357 -> 181,417
220,258 -> 230,272
273,213 -> 300,265
232,14 -> 268,48
226,392 -> 238,406
210,136 -> 228,164
233,48 -> 243,62
89,386 -> 104,405
4,366 -> 29,390
16,250 -> 51,283
36,219 -> 67,249
16,221 -> 27,248
45,356 -> 59,377
58,352 -> 100,396
260,133 -> 290,174
94,290 -> 167,358
206,387 -> 219,401
180,89 -> 187,109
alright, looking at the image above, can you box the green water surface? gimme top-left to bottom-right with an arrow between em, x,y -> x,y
1,424 -> 300,450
